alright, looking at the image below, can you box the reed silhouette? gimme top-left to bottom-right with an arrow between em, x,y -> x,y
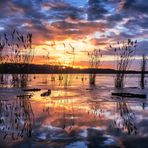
0,29 -> 34,88
0,32 -> 5,85
88,49 -> 102,85
113,97 -> 137,135
0,95 -> 34,140
110,39 -> 137,88
56,43 -> 75,89
140,54 -> 147,89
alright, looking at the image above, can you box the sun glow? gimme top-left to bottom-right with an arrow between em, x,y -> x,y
33,38 -> 94,66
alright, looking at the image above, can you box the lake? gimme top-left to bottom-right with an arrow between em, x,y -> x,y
0,74 -> 148,148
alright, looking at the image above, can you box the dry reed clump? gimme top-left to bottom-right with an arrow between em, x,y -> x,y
110,39 -> 137,88
88,49 -> 102,85
0,29 -> 34,87
56,43 -> 75,89
0,36 -> 5,84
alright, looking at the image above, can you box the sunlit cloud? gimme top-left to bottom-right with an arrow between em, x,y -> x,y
0,0 -> 147,68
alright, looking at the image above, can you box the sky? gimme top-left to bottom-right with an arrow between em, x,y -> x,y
0,0 -> 148,69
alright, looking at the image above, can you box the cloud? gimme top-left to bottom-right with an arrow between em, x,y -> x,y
0,0 -> 148,67
87,0 -> 108,20
136,41 -> 148,55
90,38 -> 112,47
0,0 -> 86,42
122,0 -> 148,14
50,20 -> 107,40
124,15 -> 148,29
40,0 -> 84,20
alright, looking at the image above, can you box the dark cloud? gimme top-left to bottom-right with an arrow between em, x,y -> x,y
125,15 -> 148,29
123,0 -> 148,14
0,0 -> 9,8
105,0 -> 148,34
108,14 -> 123,22
87,0 -> 108,20
40,0 -> 84,20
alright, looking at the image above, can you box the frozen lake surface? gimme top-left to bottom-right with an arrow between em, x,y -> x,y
0,74 -> 148,148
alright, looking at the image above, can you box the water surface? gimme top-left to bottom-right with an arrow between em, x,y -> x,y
0,74 -> 148,148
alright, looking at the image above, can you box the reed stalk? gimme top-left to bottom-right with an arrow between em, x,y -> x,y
140,54 -> 146,89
